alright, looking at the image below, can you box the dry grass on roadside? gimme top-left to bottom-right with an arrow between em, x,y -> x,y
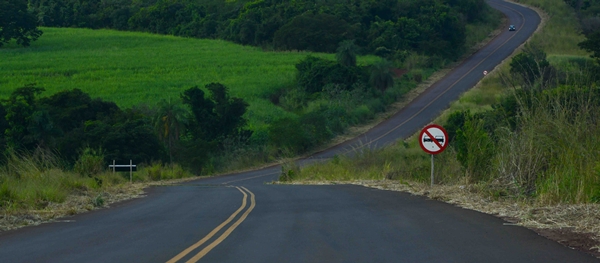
0,174 -> 209,232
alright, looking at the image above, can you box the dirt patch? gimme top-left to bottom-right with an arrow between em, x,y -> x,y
535,228 -> 600,258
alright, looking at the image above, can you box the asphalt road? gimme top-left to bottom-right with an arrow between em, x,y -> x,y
1,1 -> 599,262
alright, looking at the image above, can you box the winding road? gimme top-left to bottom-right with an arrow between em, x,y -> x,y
1,1 -> 598,262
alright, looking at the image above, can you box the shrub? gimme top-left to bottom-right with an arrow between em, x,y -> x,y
273,13 -> 352,53
73,148 -> 105,177
268,116 -> 311,154
454,117 -> 495,182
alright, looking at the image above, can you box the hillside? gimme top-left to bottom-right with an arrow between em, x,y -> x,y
0,27 -> 379,129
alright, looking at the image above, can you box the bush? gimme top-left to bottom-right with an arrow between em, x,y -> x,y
73,148 -> 105,177
273,13 -> 352,52
454,117 -> 495,182
268,116 -> 311,154
295,55 -> 369,94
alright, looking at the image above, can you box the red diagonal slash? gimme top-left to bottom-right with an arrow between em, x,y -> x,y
424,129 -> 444,150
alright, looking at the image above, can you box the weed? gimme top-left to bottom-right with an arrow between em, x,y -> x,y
92,194 -> 105,208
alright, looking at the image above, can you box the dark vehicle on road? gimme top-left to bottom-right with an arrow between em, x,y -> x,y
509,25 -> 516,31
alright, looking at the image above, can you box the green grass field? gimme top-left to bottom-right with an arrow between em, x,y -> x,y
0,27 -> 377,129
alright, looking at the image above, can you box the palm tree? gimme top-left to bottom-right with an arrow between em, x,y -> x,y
370,59 -> 395,93
336,40 -> 359,67
154,98 -> 188,163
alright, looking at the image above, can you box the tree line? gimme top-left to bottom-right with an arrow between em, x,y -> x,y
23,0 -> 489,59
0,83 -> 249,174
564,0 -> 600,62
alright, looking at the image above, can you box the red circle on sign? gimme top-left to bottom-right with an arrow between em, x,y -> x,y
419,124 -> 449,155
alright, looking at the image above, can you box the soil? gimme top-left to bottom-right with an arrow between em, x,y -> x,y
534,228 -> 600,258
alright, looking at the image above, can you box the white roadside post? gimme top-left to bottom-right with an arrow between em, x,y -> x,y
431,154 -> 434,186
108,161 -> 137,183
419,124 -> 449,187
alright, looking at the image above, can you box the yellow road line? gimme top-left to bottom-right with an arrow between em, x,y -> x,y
185,186 -> 256,263
166,187 -> 248,263
221,171 -> 279,185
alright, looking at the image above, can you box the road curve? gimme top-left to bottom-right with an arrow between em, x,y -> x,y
1,1 -> 599,262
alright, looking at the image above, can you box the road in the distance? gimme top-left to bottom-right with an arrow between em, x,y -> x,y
1,0 -> 598,262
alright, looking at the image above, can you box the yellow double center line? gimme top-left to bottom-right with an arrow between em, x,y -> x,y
167,186 -> 256,263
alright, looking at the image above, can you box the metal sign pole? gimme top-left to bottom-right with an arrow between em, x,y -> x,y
130,159 -> 133,183
431,154 -> 434,187
112,160 -> 115,173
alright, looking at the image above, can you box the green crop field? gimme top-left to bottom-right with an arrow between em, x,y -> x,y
0,27 -> 378,129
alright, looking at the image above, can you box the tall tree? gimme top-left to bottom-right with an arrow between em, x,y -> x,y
0,0 -> 43,47
509,44 -> 551,88
181,83 -> 249,145
2,85 -> 45,150
370,59 -> 395,93
336,40 -> 359,67
154,98 -> 188,163
579,30 -> 600,62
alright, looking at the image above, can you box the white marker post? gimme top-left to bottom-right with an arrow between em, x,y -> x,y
130,159 -> 133,183
108,161 -> 137,184
419,124 -> 449,187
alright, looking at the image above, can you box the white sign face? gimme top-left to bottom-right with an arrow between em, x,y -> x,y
419,126 -> 447,154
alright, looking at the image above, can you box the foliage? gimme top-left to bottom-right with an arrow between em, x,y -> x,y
0,86 -> 167,166
73,147 -> 105,177
509,44 -> 553,89
181,83 -> 250,146
1,85 -> 46,151
273,13 -> 352,53
454,117 -> 495,181
370,59 -> 395,92
336,40 -> 359,67
0,27 -> 380,138
268,116 -> 310,154
295,55 -> 369,94
578,31 -> 600,62
0,0 -> 43,47
25,0 -> 489,60
153,98 -> 188,163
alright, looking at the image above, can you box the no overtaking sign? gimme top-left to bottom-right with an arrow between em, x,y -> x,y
419,124 -> 448,186
419,124 -> 448,155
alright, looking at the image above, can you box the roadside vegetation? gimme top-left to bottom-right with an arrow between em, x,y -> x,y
288,0 -> 600,204
1,0 -> 501,227
283,0 -> 600,254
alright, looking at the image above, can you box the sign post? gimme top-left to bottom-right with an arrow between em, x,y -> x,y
419,124 -> 448,186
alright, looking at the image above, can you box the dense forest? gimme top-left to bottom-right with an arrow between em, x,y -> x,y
25,0 -> 490,59
0,83 -> 250,173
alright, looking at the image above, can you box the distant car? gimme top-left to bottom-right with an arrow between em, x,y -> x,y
509,25 -> 516,31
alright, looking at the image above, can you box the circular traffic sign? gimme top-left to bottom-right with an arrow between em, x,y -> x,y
483,70 -> 488,76
419,124 -> 448,155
